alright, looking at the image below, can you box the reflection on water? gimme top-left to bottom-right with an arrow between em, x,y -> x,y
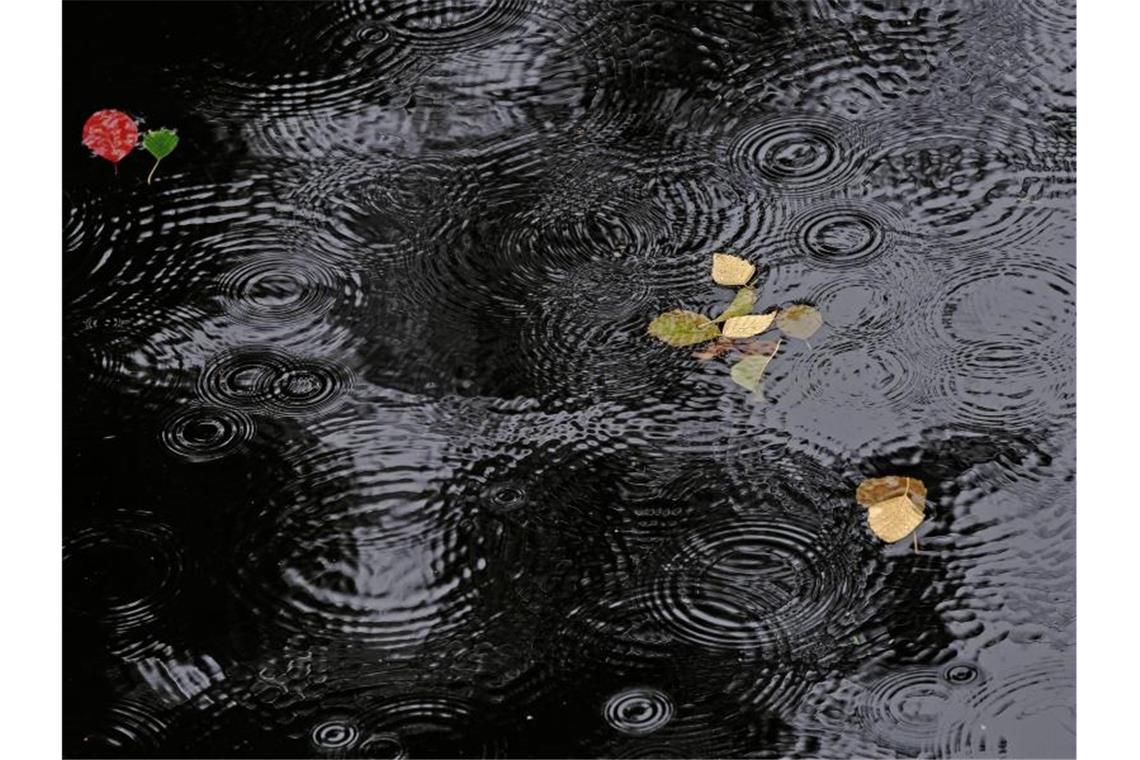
64,1 -> 1074,757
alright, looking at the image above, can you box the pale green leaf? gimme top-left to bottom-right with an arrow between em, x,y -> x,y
647,310 -> 720,347
776,304 -> 823,340
713,287 -> 757,323
730,345 -> 779,391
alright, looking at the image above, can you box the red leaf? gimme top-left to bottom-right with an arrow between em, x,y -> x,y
82,109 -> 138,165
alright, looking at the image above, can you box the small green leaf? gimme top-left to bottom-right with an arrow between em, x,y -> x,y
143,128 -> 179,159
729,341 -> 780,392
143,128 -> 179,185
713,287 -> 757,323
648,310 -> 720,347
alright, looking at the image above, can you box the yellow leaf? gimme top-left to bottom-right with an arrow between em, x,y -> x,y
866,495 -> 925,542
722,312 -> 777,338
776,304 -> 823,340
856,476 -> 927,509
713,287 -> 757,323
647,310 -> 721,347
712,253 -> 756,286
855,475 -> 927,543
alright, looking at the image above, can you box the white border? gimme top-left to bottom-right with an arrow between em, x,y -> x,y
1,1 -> 1128,758
0,1 -> 62,758
1077,2 -> 1139,758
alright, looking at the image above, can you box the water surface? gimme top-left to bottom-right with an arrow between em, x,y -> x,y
64,1 -> 1076,757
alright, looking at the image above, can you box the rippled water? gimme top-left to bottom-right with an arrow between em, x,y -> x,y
64,1 -> 1075,757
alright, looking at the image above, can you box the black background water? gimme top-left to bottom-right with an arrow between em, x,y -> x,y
63,1 -> 1075,757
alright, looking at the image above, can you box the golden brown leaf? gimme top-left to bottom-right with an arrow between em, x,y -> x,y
711,253 -> 756,286
722,312 -> 777,338
866,495 -> 925,542
776,304 -> 823,340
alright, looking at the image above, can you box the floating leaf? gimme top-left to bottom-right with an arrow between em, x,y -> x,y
866,495 -> 925,542
693,337 -> 734,361
142,128 -> 180,184
776,304 -> 823,340
722,311 -> 777,338
856,476 -> 927,509
729,340 -> 780,392
856,476 -> 927,543
713,287 -> 757,323
82,109 -> 138,168
648,310 -> 720,347
711,253 -> 756,286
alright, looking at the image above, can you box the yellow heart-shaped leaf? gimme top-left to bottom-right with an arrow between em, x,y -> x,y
866,495 -> 925,542
722,312 -> 777,338
712,253 -> 756,286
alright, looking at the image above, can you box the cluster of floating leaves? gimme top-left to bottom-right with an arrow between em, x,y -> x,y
855,475 -> 926,548
647,254 -> 823,395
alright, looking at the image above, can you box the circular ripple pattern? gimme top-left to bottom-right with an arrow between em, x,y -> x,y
603,688 -> 675,736
376,0 -> 531,51
481,481 -> 530,514
310,718 -> 361,751
217,255 -> 342,326
786,199 -> 911,269
857,668 -> 961,754
774,337 -> 923,419
160,406 -> 255,462
646,513 -> 863,656
63,515 -> 183,639
72,698 -> 169,756
197,348 -> 288,411
931,342 -> 1073,432
725,114 -> 864,195
942,661 -> 983,686
937,659 -> 1075,759
197,347 -> 355,417
269,361 -> 356,416
925,257 -> 1076,349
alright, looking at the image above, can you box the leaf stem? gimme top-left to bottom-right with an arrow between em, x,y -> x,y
147,157 -> 161,185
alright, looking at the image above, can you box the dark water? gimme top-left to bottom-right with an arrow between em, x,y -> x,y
63,1 -> 1076,757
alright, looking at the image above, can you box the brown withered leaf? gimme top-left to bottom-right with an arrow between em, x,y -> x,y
738,339 -> 781,357
693,337 -> 734,361
856,476 -> 927,509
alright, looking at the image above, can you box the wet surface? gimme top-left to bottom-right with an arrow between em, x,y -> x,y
63,2 -> 1075,757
